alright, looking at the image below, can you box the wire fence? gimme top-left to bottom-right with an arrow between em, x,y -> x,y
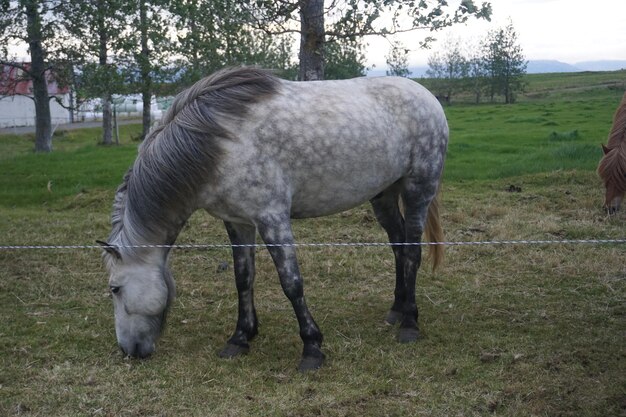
1,238 -> 626,251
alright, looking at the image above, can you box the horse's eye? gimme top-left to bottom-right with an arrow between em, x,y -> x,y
110,286 -> 121,295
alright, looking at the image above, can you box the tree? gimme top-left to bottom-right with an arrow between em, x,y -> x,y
0,0 -> 60,152
117,0 -> 175,139
324,39 -> 366,79
386,41 -> 411,77
172,0 -> 297,85
425,52 -> 447,99
425,37 -> 468,103
297,0 -> 325,80
483,20 -> 527,104
465,41 -> 488,103
424,23 -> 526,104
246,0 -> 492,80
60,0 -> 127,145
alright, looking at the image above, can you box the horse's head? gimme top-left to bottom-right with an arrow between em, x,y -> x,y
99,241 -> 175,358
603,180 -> 624,214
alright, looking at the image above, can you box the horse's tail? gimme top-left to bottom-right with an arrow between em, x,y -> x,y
424,192 -> 444,270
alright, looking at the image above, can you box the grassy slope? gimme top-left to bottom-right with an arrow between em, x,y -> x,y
445,96 -> 607,181
0,72 -> 625,416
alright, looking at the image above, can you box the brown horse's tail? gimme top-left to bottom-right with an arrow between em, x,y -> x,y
424,192 -> 445,271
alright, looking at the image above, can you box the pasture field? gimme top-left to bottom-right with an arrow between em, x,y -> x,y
1,72 -> 625,416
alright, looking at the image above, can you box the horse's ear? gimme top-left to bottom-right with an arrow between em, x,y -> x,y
96,240 -> 122,260
602,144 -> 611,155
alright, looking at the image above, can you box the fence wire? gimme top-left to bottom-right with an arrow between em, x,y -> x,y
1,238 -> 626,251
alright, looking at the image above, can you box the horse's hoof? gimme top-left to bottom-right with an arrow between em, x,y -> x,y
298,355 -> 324,372
385,310 -> 402,325
398,327 -> 420,343
218,343 -> 249,359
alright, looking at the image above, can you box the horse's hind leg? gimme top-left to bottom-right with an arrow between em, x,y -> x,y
219,221 -> 258,359
256,216 -> 324,371
396,178 -> 438,343
370,187 -> 406,326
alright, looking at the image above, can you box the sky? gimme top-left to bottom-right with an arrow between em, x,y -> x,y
6,0 -> 626,71
365,0 -> 626,69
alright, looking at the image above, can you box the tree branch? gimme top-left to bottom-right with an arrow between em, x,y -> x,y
0,59 -> 32,75
0,91 -> 35,102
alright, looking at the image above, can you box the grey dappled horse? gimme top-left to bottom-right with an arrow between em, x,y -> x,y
99,67 -> 449,371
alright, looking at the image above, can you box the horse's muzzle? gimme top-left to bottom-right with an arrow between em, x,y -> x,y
120,340 -> 155,359
606,203 -> 621,215
605,194 -> 623,215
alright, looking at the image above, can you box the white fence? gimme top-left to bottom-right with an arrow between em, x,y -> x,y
0,94 -> 172,128
77,95 -> 171,122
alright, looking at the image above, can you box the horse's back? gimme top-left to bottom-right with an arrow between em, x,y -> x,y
202,76 -> 448,221
254,76 -> 447,173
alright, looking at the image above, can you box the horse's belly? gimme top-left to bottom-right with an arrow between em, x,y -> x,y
288,159 -> 403,218
289,188 -> 382,218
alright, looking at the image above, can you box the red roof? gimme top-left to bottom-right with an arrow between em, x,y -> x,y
0,63 -> 70,96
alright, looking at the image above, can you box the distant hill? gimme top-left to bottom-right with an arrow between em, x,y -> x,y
527,59 -> 626,73
526,60 -> 580,74
368,60 -> 626,77
575,60 -> 626,71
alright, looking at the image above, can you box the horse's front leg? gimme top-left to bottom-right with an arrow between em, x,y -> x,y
219,221 -> 258,359
257,217 -> 325,371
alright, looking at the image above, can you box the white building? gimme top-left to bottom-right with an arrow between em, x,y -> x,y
0,94 -> 71,128
0,64 -> 72,128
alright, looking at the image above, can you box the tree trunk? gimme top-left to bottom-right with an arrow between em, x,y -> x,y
68,87 -> 75,123
98,0 -> 113,145
141,89 -> 151,138
102,94 -> 113,145
298,0 -> 325,81
503,77 -> 508,104
139,0 -> 151,139
24,0 -> 52,152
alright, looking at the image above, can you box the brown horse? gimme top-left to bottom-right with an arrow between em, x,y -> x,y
598,92 -> 626,214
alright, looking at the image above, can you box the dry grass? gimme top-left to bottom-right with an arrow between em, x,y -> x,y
1,170 -> 624,416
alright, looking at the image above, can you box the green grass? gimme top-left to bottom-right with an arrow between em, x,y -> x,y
520,70 -> 626,99
1,71 -> 625,416
0,125 -> 141,207
442,87 -> 622,181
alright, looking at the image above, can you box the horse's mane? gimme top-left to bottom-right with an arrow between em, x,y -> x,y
108,67 -> 279,252
606,92 -> 626,149
598,92 -> 626,193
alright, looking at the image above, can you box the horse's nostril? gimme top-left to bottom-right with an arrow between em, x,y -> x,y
135,343 -> 145,358
120,343 -> 144,358
118,339 -> 155,359
134,342 -> 154,359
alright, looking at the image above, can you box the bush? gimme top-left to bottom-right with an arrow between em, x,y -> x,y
548,129 -> 579,141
